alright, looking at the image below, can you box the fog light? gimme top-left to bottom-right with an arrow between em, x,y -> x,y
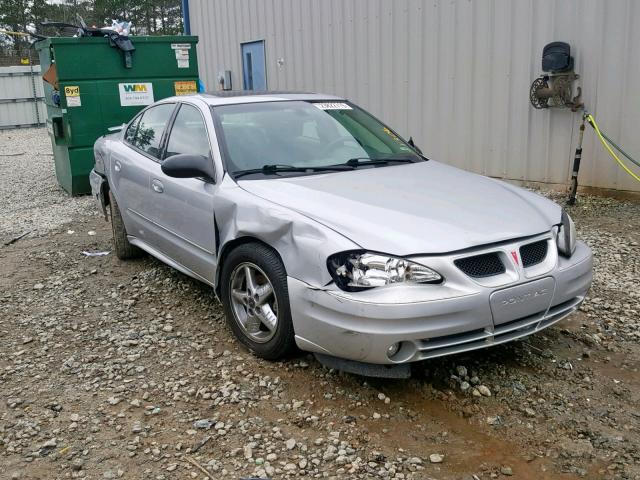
386,342 -> 400,358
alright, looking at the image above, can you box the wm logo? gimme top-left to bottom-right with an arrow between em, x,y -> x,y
123,84 -> 148,92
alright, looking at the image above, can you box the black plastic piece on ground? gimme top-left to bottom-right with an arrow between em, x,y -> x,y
314,353 -> 411,379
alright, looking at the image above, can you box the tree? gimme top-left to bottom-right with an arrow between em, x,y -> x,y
91,0 -> 183,35
0,0 -> 54,61
0,0 -> 183,59
0,0 -> 183,65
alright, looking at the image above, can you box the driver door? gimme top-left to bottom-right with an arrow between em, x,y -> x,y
143,103 -> 217,284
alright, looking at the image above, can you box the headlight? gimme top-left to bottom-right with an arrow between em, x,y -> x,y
557,210 -> 576,257
327,251 -> 442,291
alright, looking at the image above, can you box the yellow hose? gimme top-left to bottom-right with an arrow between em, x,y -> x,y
0,30 -> 31,37
586,114 -> 640,183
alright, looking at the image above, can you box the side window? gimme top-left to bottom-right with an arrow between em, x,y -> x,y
124,114 -> 141,144
165,104 -> 210,158
130,103 -> 175,159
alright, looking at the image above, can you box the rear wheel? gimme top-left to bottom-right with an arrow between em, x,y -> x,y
109,190 -> 142,260
220,243 -> 295,360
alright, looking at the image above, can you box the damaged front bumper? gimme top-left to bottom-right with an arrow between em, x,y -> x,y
89,169 -> 108,220
290,238 -> 593,365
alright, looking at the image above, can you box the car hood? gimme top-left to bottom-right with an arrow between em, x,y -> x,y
238,161 -> 562,255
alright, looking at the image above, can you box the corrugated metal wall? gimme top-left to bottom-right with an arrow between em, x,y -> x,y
0,65 -> 45,129
190,0 -> 640,193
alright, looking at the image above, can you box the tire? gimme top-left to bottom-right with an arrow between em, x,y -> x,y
220,242 -> 296,360
109,190 -> 142,260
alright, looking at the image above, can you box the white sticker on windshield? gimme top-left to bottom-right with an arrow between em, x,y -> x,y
313,102 -> 352,110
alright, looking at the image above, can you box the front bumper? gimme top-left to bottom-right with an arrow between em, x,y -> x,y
290,237 -> 593,364
89,169 -> 108,220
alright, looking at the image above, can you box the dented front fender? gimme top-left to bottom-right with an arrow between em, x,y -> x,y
214,175 -> 360,288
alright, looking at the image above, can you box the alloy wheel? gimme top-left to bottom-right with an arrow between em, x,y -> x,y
229,262 -> 279,343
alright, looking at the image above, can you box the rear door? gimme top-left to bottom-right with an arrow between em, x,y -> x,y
144,102 -> 217,283
110,102 -> 176,240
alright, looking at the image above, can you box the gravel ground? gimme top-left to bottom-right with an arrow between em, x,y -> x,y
1,128 -> 639,480
0,128 -> 94,239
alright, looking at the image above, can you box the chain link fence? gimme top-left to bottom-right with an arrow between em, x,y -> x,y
0,52 -> 40,67
0,33 -> 40,66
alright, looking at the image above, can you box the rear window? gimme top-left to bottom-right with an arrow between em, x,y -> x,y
126,103 -> 175,159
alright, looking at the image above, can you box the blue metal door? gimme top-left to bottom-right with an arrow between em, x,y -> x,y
241,41 -> 266,90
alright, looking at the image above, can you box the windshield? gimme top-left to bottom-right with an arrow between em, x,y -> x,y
211,100 -> 423,178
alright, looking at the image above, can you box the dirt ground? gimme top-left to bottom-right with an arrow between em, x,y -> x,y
1,129 -> 639,480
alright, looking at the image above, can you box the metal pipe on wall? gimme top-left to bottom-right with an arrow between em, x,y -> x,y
182,0 -> 191,35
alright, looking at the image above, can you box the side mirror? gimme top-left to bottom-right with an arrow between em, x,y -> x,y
161,154 -> 215,181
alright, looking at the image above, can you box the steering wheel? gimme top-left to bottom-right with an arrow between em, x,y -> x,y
317,137 -> 360,157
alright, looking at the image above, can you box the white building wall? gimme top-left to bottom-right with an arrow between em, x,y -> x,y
190,0 -> 640,193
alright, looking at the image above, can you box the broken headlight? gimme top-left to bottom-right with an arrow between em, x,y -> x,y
327,251 -> 442,291
556,210 -> 576,257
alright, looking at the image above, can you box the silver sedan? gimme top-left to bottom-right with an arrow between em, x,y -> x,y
90,92 -> 592,376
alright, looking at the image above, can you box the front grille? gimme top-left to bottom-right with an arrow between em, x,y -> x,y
454,252 -> 505,278
415,296 -> 583,360
520,240 -> 548,268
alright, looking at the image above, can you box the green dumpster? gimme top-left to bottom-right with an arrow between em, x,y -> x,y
36,35 -> 199,195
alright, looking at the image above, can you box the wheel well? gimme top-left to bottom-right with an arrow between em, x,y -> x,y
102,179 -> 111,206
215,236 -> 285,297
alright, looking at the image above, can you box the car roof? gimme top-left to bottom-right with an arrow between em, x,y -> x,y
169,91 -> 346,106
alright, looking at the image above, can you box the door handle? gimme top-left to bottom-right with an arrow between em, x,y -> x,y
114,160 -> 122,172
151,179 -> 164,193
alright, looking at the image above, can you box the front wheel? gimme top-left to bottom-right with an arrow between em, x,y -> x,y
109,190 -> 142,260
220,243 -> 295,360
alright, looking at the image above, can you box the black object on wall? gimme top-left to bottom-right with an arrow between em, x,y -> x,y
542,41 -> 574,73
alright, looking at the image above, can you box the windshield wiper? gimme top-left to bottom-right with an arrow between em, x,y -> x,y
232,163 -> 354,179
344,157 -> 416,168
